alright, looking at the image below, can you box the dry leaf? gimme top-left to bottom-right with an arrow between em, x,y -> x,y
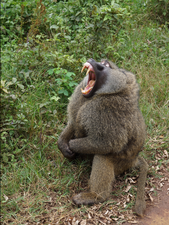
125,178 -> 128,184
72,217 -> 80,225
123,202 -> 127,208
3,194 -> 9,202
104,210 -> 109,215
164,150 -> 168,158
99,219 -> 107,225
128,216 -> 133,220
160,178 -> 165,182
126,193 -> 133,203
125,185 -> 132,192
148,193 -> 154,202
149,187 -> 154,192
156,166 -> 160,171
167,188 -> 169,195
112,217 -> 118,221
119,215 -> 125,219
58,207 -> 64,213
147,39 -> 152,44
88,213 -> 92,219
67,217 -> 73,224
91,206 -> 98,210
159,182 -> 163,188
130,221 -> 138,224
128,178 -> 137,184
80,220 -> 87,225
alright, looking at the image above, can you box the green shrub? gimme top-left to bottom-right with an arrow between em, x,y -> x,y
1,0 -> 39,43
47,0 -> 128,62
47,67 -> 78,102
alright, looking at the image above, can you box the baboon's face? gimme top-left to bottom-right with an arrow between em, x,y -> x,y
81,58 -> 112,98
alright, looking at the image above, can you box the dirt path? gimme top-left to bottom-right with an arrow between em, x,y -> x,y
123,174 -> 169,225
138,181 -> 169,225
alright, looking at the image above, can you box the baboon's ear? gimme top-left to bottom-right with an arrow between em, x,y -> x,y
101,60 -> 119,70
101,60 -> 111,67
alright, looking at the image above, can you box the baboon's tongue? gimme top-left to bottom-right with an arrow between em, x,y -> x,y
81,80 -> 95,94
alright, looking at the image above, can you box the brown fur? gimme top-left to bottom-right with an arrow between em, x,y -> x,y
58,60 -> 148,216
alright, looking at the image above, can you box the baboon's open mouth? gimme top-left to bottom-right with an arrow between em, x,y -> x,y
81,62 -> 96,95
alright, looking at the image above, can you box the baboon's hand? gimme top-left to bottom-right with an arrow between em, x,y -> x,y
64,147 -> 75,159
58,140 -> 75,159
62,144 -> 75,159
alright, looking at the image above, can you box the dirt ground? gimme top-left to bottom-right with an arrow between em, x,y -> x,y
137,179 -> 169,225
125,172 -> 169,225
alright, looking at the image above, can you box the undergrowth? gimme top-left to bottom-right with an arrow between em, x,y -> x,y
1,0 -> 169,224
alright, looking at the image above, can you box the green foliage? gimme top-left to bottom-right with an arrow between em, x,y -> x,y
47,0 -> 128,62
1,0 -> 128,71
47,68 -> 77,100
1,0 -> 39,42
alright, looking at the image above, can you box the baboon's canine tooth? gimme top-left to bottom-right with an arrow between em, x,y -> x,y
86,67 -> 90,76
81,65 -> 86,73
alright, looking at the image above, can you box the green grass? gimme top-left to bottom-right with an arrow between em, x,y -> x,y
1,1 -> 169,224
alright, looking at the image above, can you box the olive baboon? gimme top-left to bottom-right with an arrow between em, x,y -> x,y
58,59 -> 148,217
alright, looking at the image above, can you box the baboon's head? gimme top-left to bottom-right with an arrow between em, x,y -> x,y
81,58 -> 128,98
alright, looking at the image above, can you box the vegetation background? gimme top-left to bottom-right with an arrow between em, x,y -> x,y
1,0 -> 169,224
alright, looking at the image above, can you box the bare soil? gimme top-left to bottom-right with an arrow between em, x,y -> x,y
124,174 -> 169,225
137,175 -> 169,225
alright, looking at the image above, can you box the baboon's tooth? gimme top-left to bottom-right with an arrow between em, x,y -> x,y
86,67 -> 91,76
81,65 -> 86,73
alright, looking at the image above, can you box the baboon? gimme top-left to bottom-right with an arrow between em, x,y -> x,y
58,59 -> 148,217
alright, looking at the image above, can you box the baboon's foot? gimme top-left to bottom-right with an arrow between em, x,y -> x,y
72,192 -> 104,205
135,199 -> 146,217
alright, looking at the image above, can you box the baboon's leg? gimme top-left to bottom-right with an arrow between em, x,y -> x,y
90,154 -> 115,200
72,154 -> 115,205
134,156 -> 148,217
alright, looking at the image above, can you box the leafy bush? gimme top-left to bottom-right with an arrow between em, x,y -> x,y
47,68 -> 77,101
47,0 -> 128,62
1,0 -> 39,43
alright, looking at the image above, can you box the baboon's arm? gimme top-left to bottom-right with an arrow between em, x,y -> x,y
69,137 -> 114,155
